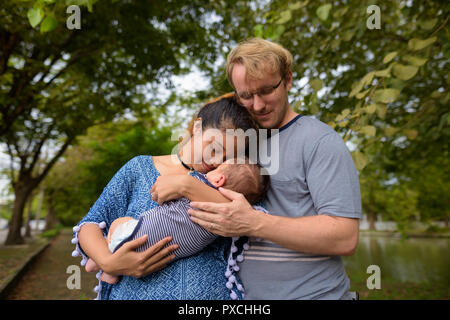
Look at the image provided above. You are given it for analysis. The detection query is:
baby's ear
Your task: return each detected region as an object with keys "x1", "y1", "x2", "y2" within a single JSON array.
[{"x1": 216, "y1": 174, "x2": 226, "y2": 188}]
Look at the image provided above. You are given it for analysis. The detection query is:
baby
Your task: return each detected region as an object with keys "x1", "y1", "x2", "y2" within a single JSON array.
[{"x1": 85, "y1": 159, "x2": 268, "y2": 284}]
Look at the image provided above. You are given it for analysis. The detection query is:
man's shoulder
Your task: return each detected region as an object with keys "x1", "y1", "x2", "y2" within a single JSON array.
[{"x1": 291, "y1": 115, "x2": 338, "y2": 142}]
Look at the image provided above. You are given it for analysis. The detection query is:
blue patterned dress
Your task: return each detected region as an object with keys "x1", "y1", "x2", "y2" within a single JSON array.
[{"x1": 72, "y1": 155, "x2": 244, "y2": 300}]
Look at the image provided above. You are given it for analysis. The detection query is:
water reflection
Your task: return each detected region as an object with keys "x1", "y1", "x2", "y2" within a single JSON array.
[{"x1": 343, "y1": 235, "x2": 450, "y2": 285}]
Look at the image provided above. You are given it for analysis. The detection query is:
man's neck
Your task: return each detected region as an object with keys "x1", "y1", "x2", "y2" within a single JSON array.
[{"x1": 277, "y1": 107, "x2": 299, "y2": 129}]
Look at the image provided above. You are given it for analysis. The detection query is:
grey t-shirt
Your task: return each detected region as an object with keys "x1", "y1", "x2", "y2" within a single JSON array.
[{"x1": 238, "y1": 115, "x2": 362, "y2": 300}]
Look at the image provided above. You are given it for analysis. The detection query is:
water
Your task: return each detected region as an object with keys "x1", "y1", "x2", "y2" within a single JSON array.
[{"x1": 343, "y1": 234, "x2": 450, "y2": 285}]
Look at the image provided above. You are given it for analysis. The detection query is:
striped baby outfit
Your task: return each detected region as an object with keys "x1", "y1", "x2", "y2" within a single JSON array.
[{"x1": 110, "y1": 171, "x2": 218, "y2": 259}]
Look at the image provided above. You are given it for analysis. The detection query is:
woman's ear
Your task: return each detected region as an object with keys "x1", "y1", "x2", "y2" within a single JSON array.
[{"x1": 193, "y1": 117, "x2": 203, "y2": 136}]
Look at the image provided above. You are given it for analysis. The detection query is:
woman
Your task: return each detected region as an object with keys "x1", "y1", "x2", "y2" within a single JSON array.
[{"x1": 73, "y1": 93, "x2": 259, "y2": 299}]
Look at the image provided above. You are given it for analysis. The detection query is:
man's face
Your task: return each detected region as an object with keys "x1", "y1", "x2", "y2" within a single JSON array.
[{"x1": 231, "y1": 63, "x2": 292, "y2": 129}]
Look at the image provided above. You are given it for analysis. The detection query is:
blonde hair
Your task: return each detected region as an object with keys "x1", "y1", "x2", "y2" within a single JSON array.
[{"x1": 226, "y1": 38, "x2": 293, "y2": 88}]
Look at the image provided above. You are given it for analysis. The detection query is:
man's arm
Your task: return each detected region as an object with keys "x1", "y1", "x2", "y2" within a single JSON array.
[
  {"x1": 251, "y1": 211, "x2": 359, "y2": 256},
  {"x1": 189, "y1": 187, "x2": 359, "y2": 256}
]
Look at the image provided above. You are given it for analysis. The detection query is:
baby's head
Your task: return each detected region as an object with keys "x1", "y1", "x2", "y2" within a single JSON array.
[{"x1": 205, "y1": 158, "x2": 269, "y2": 204}]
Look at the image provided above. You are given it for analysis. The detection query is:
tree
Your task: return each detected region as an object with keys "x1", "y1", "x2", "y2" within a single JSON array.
[
  {"x1": 42, "y1": 119, "x2": 176, "y2": 226},
  {"x1": 0, "y1": 0, "x2": 238, "y2": 244},
  {"x1": 240, "y1": 1, "x2": 449, "y2": 232}
]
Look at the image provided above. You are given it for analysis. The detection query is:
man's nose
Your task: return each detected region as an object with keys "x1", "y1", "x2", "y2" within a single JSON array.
[{"x1": 252, "y1": 94, "x2": 266, "y2": 112}]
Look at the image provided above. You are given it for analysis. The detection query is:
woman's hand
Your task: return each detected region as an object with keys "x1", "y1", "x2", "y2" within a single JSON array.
[
  {"x1": 100, "y1": 235, "x2": 178, "y2": 278},
  {"x1": 188, "y1": 187, "x2": 266, "y2": 237},
  {"x1": 150, "y1": 175, "x2": 189, "y2": 205}
]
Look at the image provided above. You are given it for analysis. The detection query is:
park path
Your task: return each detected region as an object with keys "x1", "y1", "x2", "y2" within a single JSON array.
[{"x1": 6, "y1": 229, "x2": 98, "y2": 300}]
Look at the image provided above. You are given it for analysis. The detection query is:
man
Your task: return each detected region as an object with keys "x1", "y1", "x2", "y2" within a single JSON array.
[{"x1": 188, "y1": 38, "x2": 362, "y2": 300}]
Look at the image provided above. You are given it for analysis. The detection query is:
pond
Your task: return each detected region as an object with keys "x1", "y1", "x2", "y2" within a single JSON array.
[{"x1": 343, "y1": 234, "x2": 450, "y2": 286}]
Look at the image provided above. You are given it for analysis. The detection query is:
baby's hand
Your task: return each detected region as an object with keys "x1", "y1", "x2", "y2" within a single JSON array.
[{"x1": 100, "y1": 272, "x2": 120, "y2": 284}]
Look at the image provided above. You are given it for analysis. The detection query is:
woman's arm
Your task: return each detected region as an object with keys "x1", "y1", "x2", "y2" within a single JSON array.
[
  {"x1": 74, "y1": 156, "x2": 178, "y2": 277},
  {"x1": 151, "y1": 174, "x2": 230, "y2": 204}
]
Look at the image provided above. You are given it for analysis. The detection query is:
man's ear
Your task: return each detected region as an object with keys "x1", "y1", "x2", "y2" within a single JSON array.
[{"x1": 285, "y1": 70, "x2": 293, "y2": 91}]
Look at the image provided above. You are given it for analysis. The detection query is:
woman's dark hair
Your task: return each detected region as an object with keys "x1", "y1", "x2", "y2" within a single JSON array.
[{"x1": 188, "y1": 93, "x2": 259, "y2": 134}]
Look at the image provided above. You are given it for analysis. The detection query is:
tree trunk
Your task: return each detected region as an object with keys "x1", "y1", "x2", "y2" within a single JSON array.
[
  {"x1": 24, "y1": 193, "x2": 34, "y2": 238},
  {"x1": 34, "y1": 188, "x2": 45, "y2": 232},
  {"x1": 4, "y1": 179, "x2": 36, "y2": 245},
  {"x1": 368, "y1": 210, "x2": 376, "y2": 231},
  {"x1": 44, "y1": 196, "x2": 57, "y2": 231}
]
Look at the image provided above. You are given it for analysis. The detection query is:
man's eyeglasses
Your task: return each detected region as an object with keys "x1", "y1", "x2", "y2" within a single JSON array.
[{"x1": 235, "y1": 78, "x2": 283, "y2": 104}]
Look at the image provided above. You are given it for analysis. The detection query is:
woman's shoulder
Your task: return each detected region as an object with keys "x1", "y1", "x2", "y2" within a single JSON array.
[
  {"x1": 125, "y1": 155, "x2": 154, "y2": 168},
  {"x1": 119, "y1": 155, "x2": 159, "y2": 180}
]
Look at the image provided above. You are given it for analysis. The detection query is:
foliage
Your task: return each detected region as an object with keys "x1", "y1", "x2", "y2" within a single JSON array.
[
  {"x1": 1, "y1": 0, "x2": 449, "y2": 240},
  {"x1": 1, "y1": 0, "x2": 241, "y2": 243},
  {"x1": 244, "y1": 0, "x2": 449, "y2": 230},
  {"x1": 42, "y1": 120, "x2": 176, "y2": 225}
]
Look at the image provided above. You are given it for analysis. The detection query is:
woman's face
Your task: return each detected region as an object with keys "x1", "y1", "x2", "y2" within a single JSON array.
[{"x1": 185, "y1": 122, "x2": 245, "y2": 173}]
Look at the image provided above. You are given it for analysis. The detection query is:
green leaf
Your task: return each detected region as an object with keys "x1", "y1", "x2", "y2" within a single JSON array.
[
  {"x1": 289, "y1": 0, "x2": 309, "y2": 10},
  {"x1": 430, "y1": 90, "x2": 442, "y2": 98},
  {"x1": 277, "y1": 10, "x2": 292, "y2": 24},
  {"x1": 337, "y1": 120, "x2": 349, "y2": 127},
  {"x1": 365, "y1": 104, "x2": 377, "y2": 114},
  {"x1": 335, "y1": 108, "x2": 350, "y2": 122},
  {"x1": 342, "y1": 30, "x2": 355, "y2": 42},
  {"x1": 27, "y1": 7, "x2": 44, "y2": 28},
  {"x1": 265, "y1": 25, "x2": 285, "y2": 40},
  {"x1": 360, "y1": 125, "x2": 376, "y2": 137},
  {"x1": 385, "y1": 126, "x2": 398, "y2": 137},
  {"x1": 361, "y1": 71, "x2": 375, "y2": 86},
  {"x1": 392, "y1": 64, "x2": 419, "y2": 80},
  {"x1": 372, "y1": 89, "x2": 400, "y2": 103},
  {"x1": 316, "y1": 4, "x2": 332, "y2": 21},
  {"x1": 309, "y1": 78, "x2": 323, "y2": 91},
  {"x1": 356, "y1": 88, "x2": 370, "y2": 99},
  {"x1": 40, "y1": 14, "x2": 58, "y2": 33},
  {"x1": 403, "y1": 129, "x2": 418, "y2": 140},
  {"x1": 374, "y1": 66, "x2": 391, "y2": 77},
  {"x1": 341, "y1": 108, "x2": 350, "y2": 117},
  {"x1": 419, "y1": 19, "x2": 438, "y2": 30},
  {"x1": 352, "y1": 151, "x2": 368, "y2": 171},
  {"x1": 254, "y1": 24, "x2": 263, "y2": 38},
  {"x1": 349, "y1": 81, "x2": 364, "y2": 98},
  {"x1": 350, "y1": 71, "x2": 375, "y2": 98},
  {"x1": 402, "y1": 55, "x2": 428, "y2": 67},
  {"x1": 408, "y1": 37, "x2": 437, "y2": 51},
  {"x1": 383, "y1": 51, "x2": 397, "y2": 64},
  {"x1": 376, "y1": 103, "x2": 387, "y2": 119},
  {"x1": 309, "y1": 103, "x2": 319, "y2": 115}
]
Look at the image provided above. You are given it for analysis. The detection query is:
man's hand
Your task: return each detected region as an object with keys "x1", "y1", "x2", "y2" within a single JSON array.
[{"x1": 188, "y1": 187, "x2": 266, "y2": 237}]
